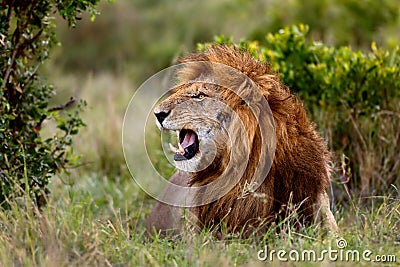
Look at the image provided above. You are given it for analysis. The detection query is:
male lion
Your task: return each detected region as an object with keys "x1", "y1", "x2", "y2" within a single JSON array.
[{"x1": 146, "y1": 45, "x2": 338, "y2": 237}]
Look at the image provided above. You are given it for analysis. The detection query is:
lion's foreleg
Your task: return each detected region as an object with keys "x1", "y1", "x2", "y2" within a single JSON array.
[
  {"x1": 145, "y1": 172, "x2": 199, "y2": 237},
  {"x1": 315, "y1": 191, "x2": 339, "y2": 233}
]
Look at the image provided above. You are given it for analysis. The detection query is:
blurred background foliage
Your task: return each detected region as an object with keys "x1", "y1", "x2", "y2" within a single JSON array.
[
  {"x1": 42, "y1": 0, "x2": 399, "y2": 200},
  {"x1": 51, "y1": 0, "x2": 400, "y2": 79}
]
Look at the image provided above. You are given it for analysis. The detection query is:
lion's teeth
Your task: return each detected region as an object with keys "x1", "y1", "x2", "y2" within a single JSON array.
[
  {"x1": 178, "y1": 143, "x2": 185, "y2": 154},
  {"x1": 170, "y1": 131, "x2": 185, "y2": 154},
  {"x1": 169, "y1": 142, "x2": 185, "y2": 154}
]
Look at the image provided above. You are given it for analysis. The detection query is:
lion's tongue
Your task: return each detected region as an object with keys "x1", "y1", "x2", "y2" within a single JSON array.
[{"x1": 181, "y1": 131, "x2": 196, "y2": 149}]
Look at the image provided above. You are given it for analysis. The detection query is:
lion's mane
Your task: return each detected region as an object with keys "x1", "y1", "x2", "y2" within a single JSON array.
[{"x1": 176, "y1": 45, "x2": 331, "y2": 235}]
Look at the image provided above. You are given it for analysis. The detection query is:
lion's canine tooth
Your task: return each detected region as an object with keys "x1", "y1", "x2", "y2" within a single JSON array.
[
  {"x1": 175, "y1": 130, "x2": 185, "y2": 154},
  {"x1": 178, "y1": 143, "x2": 185, "y2": 154},
  {"x1": 169, "y1": 142, "x2": 185, "y2": 154}
]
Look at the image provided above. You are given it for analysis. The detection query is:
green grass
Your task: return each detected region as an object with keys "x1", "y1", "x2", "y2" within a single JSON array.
[{"x1": 0, "y1": 72, "x2": 399, "y2": 266}]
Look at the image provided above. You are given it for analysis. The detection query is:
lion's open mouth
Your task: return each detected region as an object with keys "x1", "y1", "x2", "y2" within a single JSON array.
[{"x1": 169, "y1": 129, "x2": 199, "y2": 161}]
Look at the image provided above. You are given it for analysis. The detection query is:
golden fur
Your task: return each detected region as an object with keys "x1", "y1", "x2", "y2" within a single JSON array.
[{"x1": 146, "y1": 45, "x2": 338, "y2": 237}]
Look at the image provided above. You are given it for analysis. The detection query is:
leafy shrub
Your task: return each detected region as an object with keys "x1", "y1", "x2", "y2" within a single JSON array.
[
  {"x1": 0, "y1": 1, "x2": 102, "y2": 208},
  {"x1": 200, "y1": 25, "x2": 400, "y2": 197}
]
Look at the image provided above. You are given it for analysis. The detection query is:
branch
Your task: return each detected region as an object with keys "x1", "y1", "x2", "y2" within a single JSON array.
[
  {"x1": 2, "y1": 2, "x2": 41, "y2": 90},
  {"x1": 34, "y1": 97, "x2": 77, "y2": 133},
  {"x1": 2, "y1": 5, "x2": 22, "y2": 89},
  {"x1": 21, "y1": 64, "x2": 40, "y2": 92},
  {"x1": 2, "y1": 41, "x2": 20, "y2": 89},
  {"x1": 18, "y1": 29, "x2": 43, "y2": 54},
  {"x1": 48, "y1": 97, "x2": 76, "y2": 112}
]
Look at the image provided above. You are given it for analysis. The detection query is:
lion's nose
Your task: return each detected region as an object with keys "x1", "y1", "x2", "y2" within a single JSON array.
[{"x1": 154, "y1": 110, "x2": 171, "y2": 125}]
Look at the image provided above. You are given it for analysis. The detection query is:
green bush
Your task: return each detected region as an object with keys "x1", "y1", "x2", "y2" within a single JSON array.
[
  {"x1": 0, "y1": 1, "x2": 102, "y2": 208},
  {"x1": 201, "y1": 25, "x2": 400, "y2": 197}
]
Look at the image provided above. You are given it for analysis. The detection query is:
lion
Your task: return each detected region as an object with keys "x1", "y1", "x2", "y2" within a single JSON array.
[{"x1": 146, "y1": 45, "x2": 338, "y2": 238}]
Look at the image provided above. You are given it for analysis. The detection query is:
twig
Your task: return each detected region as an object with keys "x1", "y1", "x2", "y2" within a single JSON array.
[
  {"x1": 21, "y1": 63, "x2": 40, "y2": 92},
  {"x1": 48, "y1": 97, "x2": 76, "y2": 112},
  {"x1": 2, "y1": 41, "x2": 20, "y2": 89},
  {"x1": 34, "y1": 97, "x2": 77, "y2": 133},
  {"x1": 2, "y1": 4, "x2": 23, "y2": 89},
  {"x1": 18, "y1": 29, "x2": 43, "y2": 55},
  {"x1": 2, "y1": 2, "x2": 41, "y2": 90}
]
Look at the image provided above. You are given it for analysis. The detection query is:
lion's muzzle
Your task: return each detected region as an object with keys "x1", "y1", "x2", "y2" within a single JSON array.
[{"x1": 154, "y1": 110, "x2": 170, "y2": 127}]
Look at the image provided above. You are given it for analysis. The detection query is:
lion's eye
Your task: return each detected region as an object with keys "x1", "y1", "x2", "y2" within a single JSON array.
[{"x1": 191, "y1": 92, "x2": 207, "y2": 99}]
